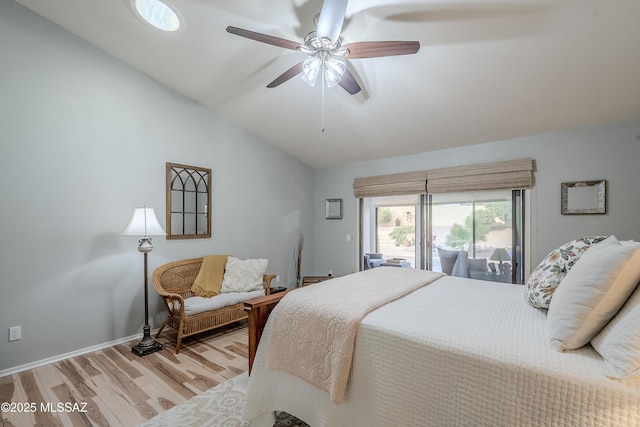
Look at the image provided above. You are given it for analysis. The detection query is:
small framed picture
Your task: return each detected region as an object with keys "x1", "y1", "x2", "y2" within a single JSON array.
[
  {"x1": 561, "y1": 180, "x2": 606, "y2": 215},
  {"x1": 325, "y1": 198, "x2": 343, "y2": 219}
]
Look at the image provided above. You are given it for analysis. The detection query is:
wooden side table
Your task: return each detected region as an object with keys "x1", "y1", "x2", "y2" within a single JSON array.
[
  {"x1": 269, "y1": 286, "x2": 288, "y2": 294},
  {"x1": 301, "y1": 275, "x2": 333, "y2": 286},
  {"x1": 244, "y1": 292, "x2": 288, "y2": 374}
]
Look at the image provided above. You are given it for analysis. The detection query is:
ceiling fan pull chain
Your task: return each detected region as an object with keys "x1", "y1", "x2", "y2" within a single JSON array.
[{"x1": 321, "y1": 64, "x2": 325, "y2": 132}]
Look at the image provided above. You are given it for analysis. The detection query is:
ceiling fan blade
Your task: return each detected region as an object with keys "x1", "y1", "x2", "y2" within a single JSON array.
[
  {"x1": 339, "y1": 69, "x2": 361, "y2": 95},
  {"x1": 316, "y1": 0, "x2": 348, "y2": 43},
  {"x1": 343, "y1": 41, "x2": 420, "y2": 59},
  {"x1": 226, "y1": 26, "x2": 301, "y2": 51},
  {"x1": 266, "y1": 62, "x2": 305, "y2": 88}
]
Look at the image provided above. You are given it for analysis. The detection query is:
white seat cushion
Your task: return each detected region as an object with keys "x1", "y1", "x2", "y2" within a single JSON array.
[{"x1": 182, "y1": 290, "x2": 265, "y2": 316}]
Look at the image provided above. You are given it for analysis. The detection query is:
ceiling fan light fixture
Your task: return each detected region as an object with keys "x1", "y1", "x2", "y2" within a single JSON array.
[
  {"x1": 324, "y1": 57, "x2": 346, "y2": 87},
  {"x1": 302, "y1": 57, "x2": 320, "y2": 87},
  {"x1": 133, "y1": 0, "x2": 181, "y2": 32},
  {"x1": 301, "y1": 55, "x2": 345, "y2": 88}
]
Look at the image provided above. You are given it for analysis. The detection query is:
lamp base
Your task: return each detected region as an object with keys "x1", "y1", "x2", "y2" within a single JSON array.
[{"x1": 131, "y1": 325, "x2": 162, "y2": 356}]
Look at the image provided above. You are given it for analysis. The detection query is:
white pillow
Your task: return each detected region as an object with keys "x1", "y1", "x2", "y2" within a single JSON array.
[
  {"x1": 524, "y1": 236, "x2": 607, "y2": 309},
  {"x1": 547, "y1": 236, "x2": 640, "y2": 351},
  {"x1": 220, "y1": 257, "x2": 269, "y2": 293},
  {"x1": 591, "y1": 284, "x2": 640, "y2": 379}
]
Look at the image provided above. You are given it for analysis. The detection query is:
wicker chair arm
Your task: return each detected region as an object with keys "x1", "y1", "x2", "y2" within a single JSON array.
[{"x1": 163, "y1": 293, "x2": 185, "y2": 317}]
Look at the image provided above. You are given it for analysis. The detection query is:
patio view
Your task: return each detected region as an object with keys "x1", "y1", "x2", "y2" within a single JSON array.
[{"x1": 368, "y1": 191, "x2": 522, "y2": 283}]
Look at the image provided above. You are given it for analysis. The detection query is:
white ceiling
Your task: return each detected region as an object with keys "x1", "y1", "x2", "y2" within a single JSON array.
[{"x1": 15, "y1": 0, "x2": 640, "y2": 168}]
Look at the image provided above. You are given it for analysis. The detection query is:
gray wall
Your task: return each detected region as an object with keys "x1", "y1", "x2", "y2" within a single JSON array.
[
  {"x1": 0, "y1": 1, "x2": 314, "y2": 372},
  {"x1": 314, "y1": 121, "x2": 640, "y2": 277},
  {"x1": 2, "y1": 0, "x2": 640, "y2": 374}
]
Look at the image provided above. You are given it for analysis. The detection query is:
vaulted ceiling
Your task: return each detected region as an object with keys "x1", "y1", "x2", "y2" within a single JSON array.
[{"x1": 15, "y1": 0, "x2": 640, "y2": 168}]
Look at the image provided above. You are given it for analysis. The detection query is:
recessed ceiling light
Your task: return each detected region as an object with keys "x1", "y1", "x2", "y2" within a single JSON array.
[{"x1": 133, "y1": 0, "x2": 181, "y2": 32}]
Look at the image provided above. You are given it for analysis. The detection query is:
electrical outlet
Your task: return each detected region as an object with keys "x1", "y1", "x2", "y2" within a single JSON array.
[{"x1": 9, "y1": 326, "x2": 21, "y2": 342}]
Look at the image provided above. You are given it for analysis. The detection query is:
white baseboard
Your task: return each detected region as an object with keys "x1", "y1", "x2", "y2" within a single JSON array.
[{"x1": 0, "y1": 329, "x2": 158, "y2": 378}]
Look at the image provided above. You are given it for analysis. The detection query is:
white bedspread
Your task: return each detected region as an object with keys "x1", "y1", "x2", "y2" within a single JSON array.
[
  {"x1": 245, "y1": 274, "x2": 640, "y2": 427},
  {"x1": 267, "y1": 267, "x2": 444, "y2": 403}
]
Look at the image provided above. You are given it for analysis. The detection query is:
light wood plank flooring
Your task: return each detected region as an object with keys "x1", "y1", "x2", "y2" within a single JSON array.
[{"x1": 0, "y1": 322, "x2": 249, "y2": 427}]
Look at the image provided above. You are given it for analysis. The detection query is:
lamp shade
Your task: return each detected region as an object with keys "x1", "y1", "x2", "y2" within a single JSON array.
[
  {"x1": 490, "y1": 248, "x2": 511, "y2": 262},
  {"x1": 122, "y1": 207, "x2": 166, "y2": 237}
]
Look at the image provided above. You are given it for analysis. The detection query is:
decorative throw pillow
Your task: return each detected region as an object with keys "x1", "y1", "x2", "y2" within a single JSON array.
[
  {"x1": 547, "y1": 236, "x2": 640, "y2": 351},
  {"x1": 591, "y1": 284, "x2": 640, "y2": 379},
  {"x1": 220, "y1": 257, "x2": 269, "y2": 293},
  {"x1": 524, "y1": 236, "x2": 607, "y2": 309}
]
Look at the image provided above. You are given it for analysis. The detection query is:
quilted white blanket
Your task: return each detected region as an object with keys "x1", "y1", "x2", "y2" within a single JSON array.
[
  {"x1": 245, "y1": 273, "x2": 640, "y2": 427},
  {"x1": 266, "y1": 267, "x2": 444, "y2": 403}
]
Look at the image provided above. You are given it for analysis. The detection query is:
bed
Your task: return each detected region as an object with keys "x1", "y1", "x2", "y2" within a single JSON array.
[{"x1": 244, "y1": 251, "x2": 640, "y2": 426}]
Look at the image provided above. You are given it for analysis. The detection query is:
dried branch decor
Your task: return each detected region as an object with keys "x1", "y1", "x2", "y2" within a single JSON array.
[{"x1": 294, "y1": 234, "x2": 304, "y2": 287}]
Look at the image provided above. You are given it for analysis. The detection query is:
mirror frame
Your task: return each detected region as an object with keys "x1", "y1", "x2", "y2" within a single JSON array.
[
  {"x1": 166, "y1": 162, "x2": 212, "y2": 239},
  {"x1": 325, "y1": 198, "x2": 343, "y2": 219},
  {"x1": 561, "y1": 180, "x2": 606, "y2": 215}
]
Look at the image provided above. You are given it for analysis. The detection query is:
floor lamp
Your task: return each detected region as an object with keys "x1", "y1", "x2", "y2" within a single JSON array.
[{"x1": 122, "y1": 206, "x2": 165, "y2": 356}]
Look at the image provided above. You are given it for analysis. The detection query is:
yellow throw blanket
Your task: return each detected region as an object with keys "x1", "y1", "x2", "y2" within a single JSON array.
[
  {"x1": 266, "y1": 267, "x2": 444, "y2": 404},
  {"x1": 191, "y1": 255, "x2": 229, "y2": 298}
]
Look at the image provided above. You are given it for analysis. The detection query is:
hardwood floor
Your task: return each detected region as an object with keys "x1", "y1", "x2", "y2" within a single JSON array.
[{"x1": 0, "y1": 322, "x2": 249, "y2": 427}]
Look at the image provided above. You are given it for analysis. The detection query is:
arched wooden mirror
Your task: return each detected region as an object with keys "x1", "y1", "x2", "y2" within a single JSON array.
[{"x1": 166, "y1": 162, "x2": 211, "y2": 239}]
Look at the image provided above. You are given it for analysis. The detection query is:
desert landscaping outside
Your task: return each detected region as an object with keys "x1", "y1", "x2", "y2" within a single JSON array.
[{"x1": 376, "y1": 205, "x2": 513, "y2": 274}]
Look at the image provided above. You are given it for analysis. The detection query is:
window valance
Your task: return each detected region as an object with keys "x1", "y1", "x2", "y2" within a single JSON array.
[
  {"x1": 353, "y1": 171, "x2": 427, "y2": 198},
  {"x1": 353, "y1": 158, "x2": 533, "y2": 198},
  {"x1": 426, "y1": 158, "x2": 534, "y2": 194}
]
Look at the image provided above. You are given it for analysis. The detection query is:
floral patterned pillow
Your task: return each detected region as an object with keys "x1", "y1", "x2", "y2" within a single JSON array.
[{"x1": 525, "y1": 236, "x2": 607, "y2": 309}]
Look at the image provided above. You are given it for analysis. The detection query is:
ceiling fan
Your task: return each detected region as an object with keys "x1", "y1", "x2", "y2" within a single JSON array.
[{"x1": 226, "y1": 0, "x2": 420, "y2": 95}]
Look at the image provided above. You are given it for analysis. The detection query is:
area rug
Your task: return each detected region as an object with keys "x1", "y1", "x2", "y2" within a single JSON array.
[{"x1": 137, "y1": 372, "x2": 308, "y2": 427}]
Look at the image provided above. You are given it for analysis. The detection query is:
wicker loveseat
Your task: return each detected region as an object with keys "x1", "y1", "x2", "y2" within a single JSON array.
[{"x1": 151, "y1": 257, "x2": 276, "y2": 353}]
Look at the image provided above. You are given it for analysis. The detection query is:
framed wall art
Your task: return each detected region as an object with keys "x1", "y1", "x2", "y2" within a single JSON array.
[
  {"x1": 325, "y1": 198, "x2": 343, "y2": 219},
  {"x1": 561, "y1": 180, "x2": 606, "y2": 215}
]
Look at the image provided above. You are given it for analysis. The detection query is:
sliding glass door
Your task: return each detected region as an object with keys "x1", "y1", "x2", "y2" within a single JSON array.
[
  {"x1": 360, "y1": 190, "x2": 525, "y2": 284},
  {"x1": 361, "y1": 195, "x2": 420, "y2": 269}
]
